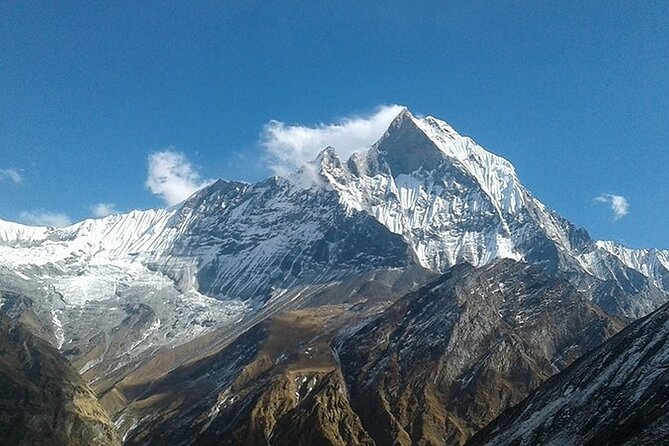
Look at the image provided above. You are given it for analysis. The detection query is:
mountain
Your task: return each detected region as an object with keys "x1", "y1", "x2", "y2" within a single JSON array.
[
  {"x1": 328, "y1": 110, "x2": 668, "y2": 318},
  {"x1": 335, "y1": 260, "x2": 623, "y2": 445},
  {"x1": 596, "y1": 240, "x2": 669, "y2": 292},
  {"x1": 1, "y1": 109, "x2": 666, "y2": 323},
  {"x1": 468, "y1": 301, "x2": 669, "y2": 446},
  {"x1": 0, "y1": 107, "x2": 667, "y2": 444},
  {"x1": 114, "y1": 260, "x2": 622, "y2": 445}
]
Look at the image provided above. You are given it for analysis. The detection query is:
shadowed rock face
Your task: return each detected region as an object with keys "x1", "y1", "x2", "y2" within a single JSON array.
[
  {"x1": 0, "y1": 314, "x2": 120, "y2": 446},
  {"x1": 467, "y1": 302, "x2": 669, "y2": 446},
  {"x1": 335, "y1": 260, "x2": 623, "y2": 445},
  {"x1": 118, "y1": 260, "x2": 623, "y2": 446},
  {"x1": 173, "y1": 176, "x2": 416, "y2": 302},
  {"x1": 121, "y1": 306, "x2": 376, "y2": 446}
]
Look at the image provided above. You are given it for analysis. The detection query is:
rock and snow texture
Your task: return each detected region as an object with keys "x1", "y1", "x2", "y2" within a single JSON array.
[
  {"x1": 0, "y1": 106, "x2": 667, "y2": 360},
  {"x1": 317, "y1": 109, "x2": 669, "y2": 317},
  {"x1": 163, "y1": 176, "x2": 411, "y2": 301},
  {"x1": 334, "y1": 260, "x2": 622, "y2": 446},
  {"x1": 0, "y1": 263, "x2": 245, "y2": 381},
  {"x1": 0, "y1": 209, "x2": 175, "y2": 267},
  {"x1": 595, "y1": 240, "x2": 669, "y2": 290},
  {"x1": 468, "y1": 301, "x2": 669, "y2": 446}
]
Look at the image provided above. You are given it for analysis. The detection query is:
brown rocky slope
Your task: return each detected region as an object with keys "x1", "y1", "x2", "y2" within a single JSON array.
[
  {"x1": 0, "y1": 312, "x2": 121, "y2": 446},
  {"x1": 120, "y1": 260, "x2": 623, "y2": 445}
]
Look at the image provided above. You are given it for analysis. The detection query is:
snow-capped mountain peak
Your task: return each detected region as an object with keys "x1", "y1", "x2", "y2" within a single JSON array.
[
  {"x1": 1, "y1": 106, "x2": 667, "y2": 328},
  {"x1": 369, "y1": 108, "x2": 525, "y2": 215},
  {"x1": 310, "y1": 108, "x2": 532, "y2": 270},
  {"x1": 416, "y1": 114, "x2": 523, "y2": 213},
  {"x1": 0, "y1": 209, "x2": 175, "y2": 267}
]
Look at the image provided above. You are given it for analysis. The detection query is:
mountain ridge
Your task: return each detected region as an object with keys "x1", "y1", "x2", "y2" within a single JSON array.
[
  {"x1": 0, "y1": 110, "x2": 667, "y2": 361},
  {"x1": 468, "y1": 300, "x2": 669, "y2": 446},
  {"x1": 1, "y1": 106, "x2": 667, "y2": 445}
]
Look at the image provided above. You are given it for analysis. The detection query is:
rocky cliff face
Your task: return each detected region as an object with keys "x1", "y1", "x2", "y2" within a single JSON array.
[
  {"x1": 0, "y1": 309, "x2": 120, "y2": 446},
  {"x1": 112, "y1": 261, "x2": 623, "y2": 445},
  {"x1": 468, "y1": 301, "x2": 669, "y2": 446},
  {"x1": 335, "y1": 260, "x2": 623, "y2": 445},
  {"x1": 120, "y1": 306, "x2": 376, "y2": 446}
]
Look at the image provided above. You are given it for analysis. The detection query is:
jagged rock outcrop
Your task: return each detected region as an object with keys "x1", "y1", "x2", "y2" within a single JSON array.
[
  {"x1": 335, "y1": 260, "x2": 623, "y2": 445},
  {"x1": 468, "y1": 302, "x2": 669, "y2": 446}
]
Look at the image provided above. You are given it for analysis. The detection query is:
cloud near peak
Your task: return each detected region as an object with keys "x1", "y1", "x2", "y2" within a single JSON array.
[
  {"x1": 262, "y1": 104, "x2": 405, "y2": 176},
  {"x1": 595, "y1": 194, "x2": 629, "y2": 220},
  {"x1": 146, "y1": 150, "x2": 212, "y2": 206},
  {"x1": 91, "y1": 202, "x2": 117, "y2": 218}
]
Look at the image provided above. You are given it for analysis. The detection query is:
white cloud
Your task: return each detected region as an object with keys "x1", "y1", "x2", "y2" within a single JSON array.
[
  {"x1": 262, "y1": 104, "x2": 405, "y2": 175},
  {"x1": 0, "y1": 168, "x2": 22, "y2": 184},
  {"x1": 91, "y1": 202, "x2": 117, "y2": 218},
  {"x1": 595, "y1": 194, "x2": 629, "y2": 220},
  {"x1": 146, "y1": 150, "x2": 212, "y2": 206},
  {"x1": 19, "y1": 211, "x2": 72, "y2": 227}
]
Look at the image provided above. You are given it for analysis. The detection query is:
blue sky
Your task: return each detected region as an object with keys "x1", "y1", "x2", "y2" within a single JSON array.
[{"x1": 1, "y1": 2, "x2": 667, "y2": 248}]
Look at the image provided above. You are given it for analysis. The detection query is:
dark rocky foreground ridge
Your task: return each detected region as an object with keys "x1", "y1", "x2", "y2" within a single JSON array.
[
  {"x1": 468, "y1": 300, "x2": 669, "y2": 446},
  {"x1": 2, "y1": 260, "x2": 668, "y2": 445},
  {"x1": 0, "y1": 307, "x2": 120, "y2": 445},
  {"x1": 336, "y1": 260, "x2": 623, "y2": 445}
]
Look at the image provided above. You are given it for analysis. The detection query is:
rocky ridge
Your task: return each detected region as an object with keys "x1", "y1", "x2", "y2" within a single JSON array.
[{"x1": 468, "y1": 301, "x2": 669, "y2": 446}]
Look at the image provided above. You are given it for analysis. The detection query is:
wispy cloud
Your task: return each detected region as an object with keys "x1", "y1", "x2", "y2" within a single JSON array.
[
  {"x1": 91, "y1": 202, "x2": 117, "y2": 218},
  {"x1": 146, "y1": 149, "x2": 212, "y2": 206},
  {"x1": 262, "y1": 104, "x2": 405, "y2": 176},
  {"x1": 19, "y1": 210, "x2": 72, "y2": 227},
  {"x1": 594, "y1": 194, "x2": 629, "y2": 220},
  {"x1": 0, "y1": 168, "x2": 22, "y2": 184}
]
